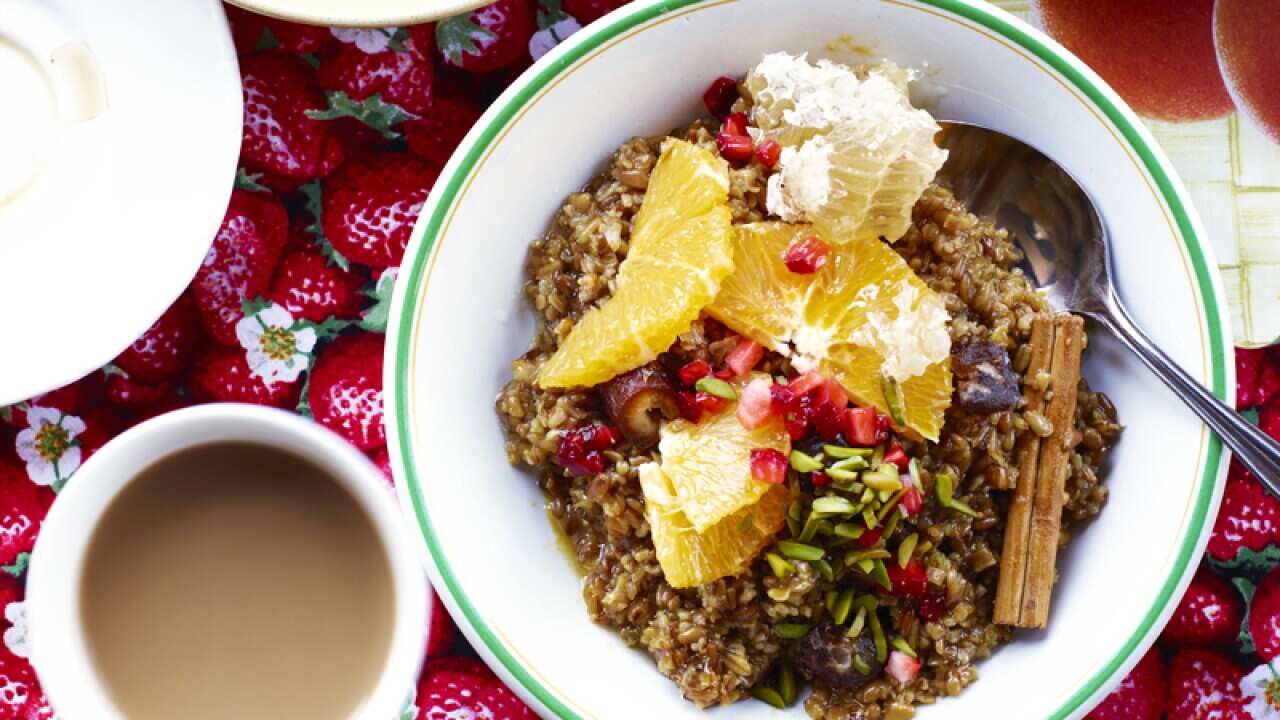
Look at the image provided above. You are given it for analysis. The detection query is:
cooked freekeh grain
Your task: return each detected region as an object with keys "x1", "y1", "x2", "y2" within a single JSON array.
[{"x1": 495, "y1": 121, "x2": 1120, "y2": 718}]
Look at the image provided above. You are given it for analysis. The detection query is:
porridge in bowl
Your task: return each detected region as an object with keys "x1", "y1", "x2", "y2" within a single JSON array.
[{"x1": 497, "y1": 53, "x2": 1121, "y2": 719}]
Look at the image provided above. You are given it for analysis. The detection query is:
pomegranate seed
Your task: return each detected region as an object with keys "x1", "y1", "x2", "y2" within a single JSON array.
[
  {"x1": 811, "y1": 471, "x2": 829, "y2": 487},
  {"x1": 702, "y1": 75, "x2": 738, "y2": 117},
  {"x1": 715, "y1": 132, "x2": 754, "y2": 164},
  {"x1": 845, "y1": 407, "x2": 880, "y2": 446},
  {"x1": 814, "y1": 401, "x2": 844, "y2": 440},
  {"x1": 883, "y1": 445, "x2": 909, "y2": 472},
  {"x1": 754, "y1": 139, "x2": 781, "y2": 168},
  {"x1": 750, "y1": 448, "x2": 788, "y2": 485},
  {"x1": 814, "y1": 377, "x2": 849, "y2": 410},
  {"x1": 770, "y1": 384, "x2": 797, "y2": 410},
  {"x1": 901, "y1": 487, "x2": 924, "y2": 515},
  {"x1": 788, "y1": 371, "x2": 826, "y2": 396},
  {"x1": 722, "y1": 111, "x2": 748, "y2": 137},
  {"x1": 783, "y1": 235, "x2": 830, "y2": 274},
  {"x1": 886, "y1": 651, "x2": 921, "y2": 684},
  {"x1": 713, "y1": 367, "x2": 735, "y2": 380},
  {"x1": 557, "y1": 424, "x2": 615, "y2": 477},
  {"x1": 917, "y1": 592, "x2": 947, "y2": 623},
  {"x1": 855, "y1": 527, "x2": 883, "y2": 549},
  {"x1": 724, "y1": 337, "x2": 764, "y2": 376},
  {"x1": 677, "y1": 358, "x2": 712, "y2": 386},
  {"x1": 886, "y1": 559, "x2": 928, "y2": 598},
  {"x1": 676, "y1": 390, "x2": 700, "y2": 421},
  {"x1": 694, "y1": 391, "x2": 726, "y2": 417}
]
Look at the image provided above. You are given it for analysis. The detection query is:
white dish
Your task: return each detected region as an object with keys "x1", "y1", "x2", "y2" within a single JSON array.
[
  {"x1": 223, "y1": 0, "x2": 489, "y2": 28},
  {"x1": 386, "y1": 1, "x2": 1233, "y2": 717},
  {"x1": 0, "y1": 0, "x2": 241, "y2": 405}
]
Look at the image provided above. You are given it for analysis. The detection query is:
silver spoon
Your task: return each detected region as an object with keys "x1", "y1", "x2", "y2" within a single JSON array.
[{"x1": 935, "y1": 121, "x2": 1280, "y2": 493}]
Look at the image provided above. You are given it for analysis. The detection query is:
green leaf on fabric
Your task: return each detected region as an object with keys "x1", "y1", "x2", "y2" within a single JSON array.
[
  {"x1": 307, "y1": 90, "x2": 414, "y2": 140},
  {"x1": 1244, "y1": 407, "x2": 1261, "y2": 426},
  {"x1": 3, "y1": 553, "x2": 30, "y2": 579},
  {"x1": 359, "y1": 270, "x2": 397, "y2": 333},
  {"x1": 296, "y1": 368, "x2": 314, "y2": 418},
  {"x1": 1236, "y1": 576, "x2": 1258, "y2": 655},
  {"x1": 1209, "y1": 544, "x2": 1280, "y2": 575},
  {"x1": 436, "y1": 13, "x2": 494, "y2": 65},
  {"x1": 536, "y1": 0, "x2": 572, "y2": 29},
  {"x1": 388, "y1": 27, "x2": 411, "y2": 53},
  {"x1": 234, "y1": 168, "x2": 270, "y2": 193},
  {"x1": 301, "y1": 317, "x2": 350, "y2": 345},
  {"x1": 0, "y1": 406, "x2": 12, "y2": 424},
  {"x1": 299, "y1": 52, "x2": 321, "y2": 70},
  {"x1": 253, "y1": 26, "x2": 280, "y2": 53},
  {"x1": 241, "y1": 296, "x2": 273, "y2": 318},
  {"x1": 299, "y1": 181, "x2": 351, "y2": 272},
  {"x1": 398, "y1": 690, "x2": 417, "y2": 720}
]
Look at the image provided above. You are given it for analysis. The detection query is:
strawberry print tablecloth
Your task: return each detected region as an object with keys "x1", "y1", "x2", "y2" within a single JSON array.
[{"x1": 3, "y1": 1, "x2": 1280, "y2": 718}]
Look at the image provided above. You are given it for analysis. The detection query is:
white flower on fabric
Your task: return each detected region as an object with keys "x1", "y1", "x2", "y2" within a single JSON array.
[
  {"x1": 528, "y1": 17, "x2": 581, "y2": 61},
  {"x1": 15, "y1": 407, "x2": 84, "y2": 487},
  {"x1": 331, "y1": 27, "x2": 398, "y2": 54},
  {"x1": 4, "y1": 602, "x2": 28, "y2": 659},
  {"x1": 235, "y1": 304, "x2": 317, "y2": 388},
  {"x1": 1243, "y1": 661, "x2": 1280, "y2": 717}
]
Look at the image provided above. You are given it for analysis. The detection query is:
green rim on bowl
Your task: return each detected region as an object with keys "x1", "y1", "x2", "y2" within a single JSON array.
[{"x1": 392, "y1": 1, "x2": 1229, "y2": 717}]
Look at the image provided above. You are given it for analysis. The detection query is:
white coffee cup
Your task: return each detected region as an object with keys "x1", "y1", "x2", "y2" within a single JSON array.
[{"x1": 25, "y1": 404, "x2": 428, "y2": 719}]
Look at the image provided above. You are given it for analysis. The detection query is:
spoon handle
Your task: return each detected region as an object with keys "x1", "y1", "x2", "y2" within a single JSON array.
[{"x1": 1096, "y1": 298, "x2": 1280, "y2": 495}]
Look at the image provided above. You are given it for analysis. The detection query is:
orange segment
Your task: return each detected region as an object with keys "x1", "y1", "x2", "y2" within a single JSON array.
[
  {"x1": 707, "y1": 222, "x2": 952, "y2": 440},
  {"x1": 536, "y1": 140, "x2": 734, "y2": 388},
  {"x1": 657, "y1": 378, "x2": 790, "y2": 533},
  {"x1": 640, "y1": 463, "x2": 788, "y2": 589}
]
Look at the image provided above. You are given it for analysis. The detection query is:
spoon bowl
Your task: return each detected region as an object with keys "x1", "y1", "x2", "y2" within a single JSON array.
[{"x1": 937, "y1": 121, "x2": 1280, "y2": 494}]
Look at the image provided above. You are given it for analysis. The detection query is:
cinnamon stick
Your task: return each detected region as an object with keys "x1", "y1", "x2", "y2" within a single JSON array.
[
  {"x1": 994, "y1": 313, "x2": 1085, "y2": 628},
  {"x1": 993, "y1": 315, "x2": 1054, "y2": 626}
]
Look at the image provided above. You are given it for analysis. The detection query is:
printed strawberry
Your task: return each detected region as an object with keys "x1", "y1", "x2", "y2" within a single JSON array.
[
  {"x1": 1085, "y1": 647, "x2": 1165, "y2": 720},
  {"x1": 427, "y1": 589, "x2": 457, "y2": 658},
  {"x1": 368, "y1": 445, "x2": 394, "y2": 484},
  {"x1": 0, "y1": 460, "x2": 53, "y2": 569},
  {"x1": 318, "y1": 41, "x2": 436, "y2": 117},
  {"x1": 104, "y1": 372, "x2": 180, "y2": 412},
  {"x1": 417, "y1": 670, "x2": 537, "y2": 720},
  {"x1": 267, "y1": 249, "x2": 366, "y2": 323},
  {"x1": 1207, "y1": 460, "x2": 1280, "y2": 562},
  {"x1": 224, "y1": 5, "x2": 337, "y2": 56},
  {"x1": 187, "y1": 346, "x2": 302, "y2": 408},
  {"x1": 422, "y1": 655, "x2": 490, "y2": 681},
  {"x1": 193, "y1": 190, "x2": 288, "y2": 345},
  {"x1": 112, "y1": 291, "x2": 201, "y2": 382},
  {"x1": 0, "y1": 642, "x2": 54, "y2": 719},
  {"x1": 1250, "y1": 563, "x2": 1280, "y2": 660},
  {"x1": 406, "y1": 93, "x2": 482, "y2": 166},
  {"x1": 322, "y1": 153, "x2": 438, "y2": 268},
  {"x1": 308, "y1": 332, "x2": 386, "y2": 450},
  {"x1": 1168, "y1": 647, "x2": 1249, "y2": 720},
  {"x1": 1263, "y1": 395, "x2": 1280, "y2": 442},
  {"x1": 240, "y1": 54, "x2": 345, "y2": 190},
  {"x1": 436, "y1": 0, "x2": 535, "y2": 73},
  {"x1": 564, "y1": 0, "x2": 629, "y2": 23},
  {"x1": 1163, "y1": 568, "x2": 1245, "y2": 646},
  {"x1": 1236, "y1": 346, "x2": 1266, "y2": 408},
  {"x1": 2, "y1": 372, "x2": 103, "y2": 428}
]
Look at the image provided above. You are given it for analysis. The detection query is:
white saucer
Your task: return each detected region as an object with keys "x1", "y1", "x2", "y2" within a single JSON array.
[{"x1": 0, "y1": 0, "x2": 241, "y2": 405}]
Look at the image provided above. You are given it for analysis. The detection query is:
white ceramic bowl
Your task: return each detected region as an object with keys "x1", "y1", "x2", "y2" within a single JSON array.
[{"x1": 386, "y1": 1, "x2": 1233, "y2": 717}]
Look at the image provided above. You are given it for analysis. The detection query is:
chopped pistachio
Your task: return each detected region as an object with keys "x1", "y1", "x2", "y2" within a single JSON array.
[
  {"x1": 778, "y1": 540, "x2": 824, "y2": 562},
  {"x1": 862, "y1": 508, "x2": 878, "y2": 529},
  {"x1": 834, "y1": 523, "x2": 865, "y2": 540},
  {"x1": 881, "y1": 374, "x2": 906, "y2": 426},
  {"x1": 891, "y1": 635, "x2": 917, "y2": 658},
  {"x1": 752, "y1": 686, "x2": 786, "y2": 709},
  {"x1": 789, "y1": 450, "x2": 824, "y2": 473},
  {"x1": 864, "y1": 471, "x2": 902, "y2": 493},
  {"x1": 908, "y1": 457, "x2": 922, "y2": 489},
  {"x1": 871, "y1": 558, "x2": 893, "y2": 592},
  {"x1": 882, "y1": 507, "x2": 901, "y2": 538},
  {"x1": 813, "y1": 496, "x2": 857, "y2": 515},
  {"x1": 868, "y1": 608, "x2": 888, "y2": 662},
  {"x1": 831, "y1": 589, "x2": 855, "y2": 625},
  {"x1": 898, "y1": 532, "x2": 920, "y2": 568},
  {"x1": 826, "y1": 467, "x2": 858, "y2": 482},
  {"x1": 845, "y1": 548, "x2": 892, "y2": 565},
  {"x1": 825, "y1": 590, "x2": 838, "y2": 614},
  {"x1": 871, "y1": 444, "x2": 886, "y2": 467},
  {"x1": 775, "y1": 623, "x2": 812, "y2": 639},
  {"x1": 694, "y1": 376, "x2": 737, "y2": 399},
  {"x1": 851, "y1": 654, "x2": 871, "y2": 675},
  {"x1": 856, "y1": 558, "x2": 876, "y2": 573},
  {"x1": 824, "y1": 444, "x2": 874, "y2": 459},
  {"x1": 830, "y1": 456, "x2": 869, "y2": 472},
  {"x1": 778, "y1": 661, "x2": 796, "y2": 706},
  {"x1": 766, "y1": 552, "x2": 794, "y2": 579},
  {"x1": 814, "y1": 558, "x2": 835, "y2": 581},
  {"x1": 847, "y1": 607, "x2": 868, "y2": 637}
]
